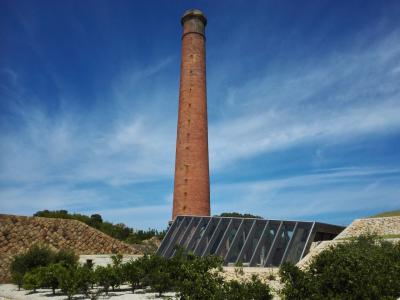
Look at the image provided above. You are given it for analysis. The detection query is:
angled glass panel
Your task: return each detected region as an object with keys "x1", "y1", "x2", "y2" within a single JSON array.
[
  {"x1": 181, "y1": 217, "x2": 201, "y2": 248},
  {"x1": 267, "y1": 222, "x2": 296, "y2": 267},
  {"x1": 284, "y1": 223, "x2": 313, "y2": 264},
  {"x1": 163, "y1": 216, "x2": 192, "y2": 258},
  {"x1": 186, "y1": 217, "x2": 210, "y2": 253},
  {"x1": 225, "y1": 219, "x2": 254, "y2": 264},
  {"x1": 239, "y1": 219, "x2": 266, "y2": 265},
  {"x1": 204, "y1": 218, "x2": 231, "y2": 255},
  {"x1": 215, "y1": 218, "x2": 242, "y2": 258},
  {"x1": 193, "y1": 217, "x2": 220, "y2": 255},
  {"x1": 252, "y1": 221, "x2": 279, "y2": 266}
]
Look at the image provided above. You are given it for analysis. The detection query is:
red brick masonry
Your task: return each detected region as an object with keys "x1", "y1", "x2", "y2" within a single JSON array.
[{"x1": 172, "y1": 10, "x2": 210, "y2": 219}]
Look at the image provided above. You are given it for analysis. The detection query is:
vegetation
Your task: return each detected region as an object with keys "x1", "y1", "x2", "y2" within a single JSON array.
[
  {"x1": 33, "y1": 210, "x2": 166, "y2": 244},
  {"x1": 11, "y1": 235, "x2": 400, "y2": 299},
  {"x1": 10, "y1": 245, "x2": 78, "y2": 290},
  {"x1": 369, "y1": 209, "x2": 400, "y2": 218},
  {"x1": 279, "y1": 235, "x2": 400, "y2": 299},
  {"x1": 10, "y1": 245, "x2": 273, "y2": 299},
  {"x1": 218, "y1": 212, "x2": 263, "y2": 219}
]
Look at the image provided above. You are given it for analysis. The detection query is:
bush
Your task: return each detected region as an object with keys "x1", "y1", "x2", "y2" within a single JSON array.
[
  {"x1": 37, "y1": 263, "x2": 64, "y2": 294},
  {"x1": 10, "y1": 245, "x2": 78, "y2": 291},
  {"x1": 122, "y1": 259, "x2": 144, "y2": 292},
  {"x1": 23, "y1": 268, "x2": 41, "y2": 293},
  {"x1": 280, "y1": 235, "x2": 400, "y2": 299},
  {"x1": 224, "y1": 275, "x2": 272, "y2": 300}
]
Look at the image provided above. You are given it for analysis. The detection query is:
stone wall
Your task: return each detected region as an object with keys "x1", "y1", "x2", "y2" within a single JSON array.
[
  {"x1": 0, "y1": 214, "x2": 142, "y2": 283},
  {"x1": 336, "y1": 216, "x2": 400, "y2": 239},
  {"x1": 298, "y1": 216, "x2": 400, "y2": 269}
]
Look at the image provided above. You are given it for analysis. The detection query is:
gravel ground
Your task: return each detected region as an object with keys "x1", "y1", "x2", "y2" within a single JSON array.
[{"x1": 0, "y1": 284, "x2": 176, "y2": 300}]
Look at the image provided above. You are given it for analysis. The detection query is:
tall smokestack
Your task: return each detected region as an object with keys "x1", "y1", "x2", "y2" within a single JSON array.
[{"x1": 172, "y1": 9, "x2": 210, "y2": 220}]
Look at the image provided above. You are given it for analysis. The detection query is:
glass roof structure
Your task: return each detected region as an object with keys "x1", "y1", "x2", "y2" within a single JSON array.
[{"x1": 156, "y1": 216, "x2": 345, "y2": 267}]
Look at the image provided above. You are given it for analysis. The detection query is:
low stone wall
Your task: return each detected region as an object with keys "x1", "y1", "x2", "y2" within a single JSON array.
[
  {"x1": 297, "y1": 216, "x2": 400, "y2": 269},
  {"x1": 335, "y1": 216, "x2": 400, "y2": 239},
  {"x1": 0, "y1": 214, "x2": 142, "y2": 283}
]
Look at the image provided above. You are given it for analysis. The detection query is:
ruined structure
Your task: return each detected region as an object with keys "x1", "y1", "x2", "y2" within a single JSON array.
[{"x1": 172, "y1": 9, "x2": 210, "y2": 220}]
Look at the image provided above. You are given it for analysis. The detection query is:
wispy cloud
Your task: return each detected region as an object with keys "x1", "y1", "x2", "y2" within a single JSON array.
[{"x1": 212, "y1": 167, "x2": 400, "y2": 224}]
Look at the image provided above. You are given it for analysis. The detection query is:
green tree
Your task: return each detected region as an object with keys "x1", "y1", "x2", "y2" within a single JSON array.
[
  {"x1": 280, "y1": 235, "x2": 400, "y2": 299},
  {"x1": 123, "y1": 259, "x2": 144, "y2": 293},
  {"x1": 23, "y1": 269, "x2": 41, "y2": 293},
  {"x1": 57, "y1": 266, "x2": 80, "y2": 300},
  {"x1": 95, "y1": 265, "x2": 112, "y2": 296},
  {"x1": 37, "y1": 264, "x2": 64, "y2": 295}
]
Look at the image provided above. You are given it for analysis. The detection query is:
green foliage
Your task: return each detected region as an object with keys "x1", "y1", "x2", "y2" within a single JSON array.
[
  {"x1": 34, "y1": 209, "x2": 166, "y2": 244},
  {"x1": 94, "y1": 265, "x2": 112, "y2": 295},
  {"x1": 10, "y1": 245, "x2": 78, "y2": 292},
  {"x1": 224, "y1": 275, "x2": 273, "y2": 300},
  {"x1": 23, "y1": 268, "x2": 41, "y2": 292},
  {"x1": 54, "y1": 248, "x2": 78, "y2": 267},
  {"x1": 57, "y1": 266, "x2": 80, "y2": 300},
  {"x1": 122, "y1": 259, "x2": 144, "y2": 292},
  {"x1": 280, "y1": 235, "x2": 400, "y2": 299},
  {"x1": 36, "y1": 264, "x2": 64, "y2": 294},
  {"x1": 219, "y1": 212, "x2": 263, "y2": 219}
]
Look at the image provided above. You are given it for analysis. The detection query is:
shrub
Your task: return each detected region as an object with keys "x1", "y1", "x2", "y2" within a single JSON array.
[
  {"x1": 23, "y1": 268, "x2": 41, "y2": 293},
  {"x1": 280, "y1": 235, "x2": 400, "y2": 299},
  {"x1": 122, "y1": 259, "x2": 144, "y2": 293},
  {"x1": 37, "y1": 263, "x2": 64, "y2": 294},
  {"x1": 10, "y1": 245, "x2": 78, "y2": 289},
  {"x1": 57, "y1": 266, "x2": 81, "y2": 300},
  {"x1": 94, "y1": 265, "x2": 112, "y2": 295},
  {"x1": 224, "y1": 275, "x2": 273, "y2": 300}
]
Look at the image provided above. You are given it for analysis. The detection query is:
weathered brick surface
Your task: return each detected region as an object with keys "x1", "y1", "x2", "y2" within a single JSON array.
[
  {"x1": 0, "y1": 214, "x2": 141, "y2": 283},
  {"x1": 173, "y1": 10, "x2": 210, "y2": 219}
]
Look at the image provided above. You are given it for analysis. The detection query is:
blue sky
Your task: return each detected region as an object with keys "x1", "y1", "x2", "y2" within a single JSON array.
[{"x1": 1, "y1": 1, "x2": 399, "y2": 230}]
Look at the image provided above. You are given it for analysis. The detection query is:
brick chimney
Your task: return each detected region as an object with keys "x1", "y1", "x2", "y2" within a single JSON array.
[{"x1": 172, "y1": 9, "x2": 210, "y2": 220}]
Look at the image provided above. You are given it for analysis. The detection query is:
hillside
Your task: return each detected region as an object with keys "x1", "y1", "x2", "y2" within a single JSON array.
[
  {"x1": 0, "y1": 214, "x2": 143, "y2": 283},
  {"x1": 369, "y1": 210, "x2": 400, "y2": 218}
]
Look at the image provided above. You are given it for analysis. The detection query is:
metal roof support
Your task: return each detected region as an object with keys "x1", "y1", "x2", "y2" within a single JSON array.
[
  {"x1": 185, "y1": 217, "x2": 208, "y2": 252},
  {"x1": 156, "y1": 216, "x2": 182, "y2": 256},
  {"x1": 193, "y1": 217, "x2": 220, "y2": 256},
  {"x1": 172, "y1": 217, "x2": 195, "y2": 256},
  {"x1": 236, "y1": 219, "x2": 257, "y2": 264},
  {"x1": 224, "y1": 219, "x2": 245, "y2": 264},
  {"x1": 201, "y1": 217, "x2": 225, "y2": 256},
  {"x1": 163, "y1": 216, "x2": 189, "y2": 258},
  {"x1": 280, "y1": 222, "x2": 299, "y2": 265},
  {"x1": 300, "y1": 221, "x2": 316, "y2": 260},
  {"x1": 263, "y1": 221, "x2": 284, "y2": 267},
  {"x1": 214, "y1": 218, "x2": 235, "y2": 257},
  {"x1": 249, "y1": 220, "x2": 270, "y2": 267}
]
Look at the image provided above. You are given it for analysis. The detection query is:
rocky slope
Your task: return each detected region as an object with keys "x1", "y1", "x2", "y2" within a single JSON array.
[{"x1": 0, "y1": 214, "x2": 142, "y2": 283}]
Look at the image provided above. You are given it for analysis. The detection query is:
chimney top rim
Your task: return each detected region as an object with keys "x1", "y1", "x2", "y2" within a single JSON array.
[{"x1": 181, "y1": 9, "x2": 207, "y2": 26}]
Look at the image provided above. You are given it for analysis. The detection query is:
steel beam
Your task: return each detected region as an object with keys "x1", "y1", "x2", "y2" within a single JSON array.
[
  {"x1": 185, "y1": 217, "x2": 208, "y2": 252},
  {"x1": 224, "y1": 219, "x2": 245, "y2": 264},
  {"x1": 280, "y1": 222, "x2": 299, "y2": 265},
  {"x1": 263, "y1": 221, "x2": 284, "y2": 267},
  {"x1": 236, "y1": 219, "x2": 257, "y2": 264},
  {"x1": 249, "y1": 220, "x2": 271, "y2": 267}
]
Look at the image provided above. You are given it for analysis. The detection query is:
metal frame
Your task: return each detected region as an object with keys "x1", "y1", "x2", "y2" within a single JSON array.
[{"x1": 158, "y1": 216, "x2": 344, "y2": 267}]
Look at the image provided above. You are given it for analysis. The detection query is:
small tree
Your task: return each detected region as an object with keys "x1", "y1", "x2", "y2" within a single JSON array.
[
  {"x1": 95, "y1": 266, "x2": 111, "y2": 296},
  {"x1": 57, "y1": 266, "x2": 80, "y2": 300},
  {"x1": 280, "y1": 235, "x2": 400, "y2": 299},
  {"x1": 10, "y1": 256, "x2": 25, "y2": 290},
  {"x1": 23, "y1": 269, "x2": 41, "y2": 293},
  {"x1": 54, "y1": 248, "x2": 78, "y2": 267},
  {"x1": 123, "y1": 259, "x2": 144, "y2": 293},
  {"x1": 37, "y1": 264, "x2": 64, "y2": 295}
]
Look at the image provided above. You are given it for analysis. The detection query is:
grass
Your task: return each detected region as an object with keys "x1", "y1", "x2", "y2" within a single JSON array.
[{"x1": 368, "y1": 210, "x2": 400, "y2": 218}]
